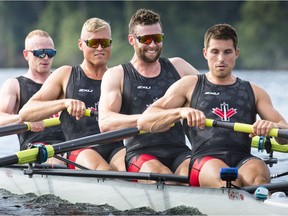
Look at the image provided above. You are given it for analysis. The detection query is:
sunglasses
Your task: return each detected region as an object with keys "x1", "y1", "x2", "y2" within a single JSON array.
[
  {"x1": 83, "y1": 39, "x2": 112, "y2": 48},
  {"x1": 29, "y1": 49, "x2": 57, "y2": 59},
  {"x1": 135, "y1": 33, "x2": 164, "y2": 45}
]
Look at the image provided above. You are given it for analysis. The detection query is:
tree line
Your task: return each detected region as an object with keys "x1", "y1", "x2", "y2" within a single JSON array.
[{"x1": 0, "y1": 1, "x2": 288, "y2": 70}]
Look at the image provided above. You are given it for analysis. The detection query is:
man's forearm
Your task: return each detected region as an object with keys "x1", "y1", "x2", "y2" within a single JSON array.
[{"x1": 19, "y1": 100, "x2": 66, "y2": 122}]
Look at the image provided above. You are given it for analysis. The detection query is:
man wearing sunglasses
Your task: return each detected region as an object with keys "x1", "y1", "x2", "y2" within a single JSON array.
[
  {"x1": 20, "y1": 18, "x2": 126, "y2": 171},
  {"x1": 98, "y1": 8, "x2": 199, "y2": 183},
  {"x1": 0, "y1": 30, "x2": 65, "y2": 164}
]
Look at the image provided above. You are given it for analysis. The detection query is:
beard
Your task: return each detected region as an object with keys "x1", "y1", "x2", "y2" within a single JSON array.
[{"x1": 136, "y1": 46, "x2": 162, "y2": 63}]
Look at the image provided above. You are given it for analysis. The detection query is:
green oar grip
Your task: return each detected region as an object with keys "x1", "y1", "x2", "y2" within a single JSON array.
[
  {"x1": 15, "y1": 145, "x2": 55, "y2": 164},
  {"x1": 43, "y1": 118, "x2": 60, "y2": 127},
  {"x1": 206, "y1": 119, "x2": 288, "y2": 139},
  {"x1": 205, "y1": 119, "x2": 214, "y2": 127},
  {"x1": 67, "y1": 108, "x2": 97, "y2": 117},
  {"x1": 251, "y1": 136, "x2": 288, "y2": 153},
  {"x1": 24, "y1": 118, "x2": 60, "y2": 131},
  {"x1": 25, "y1": 122, "x2": 31, "y2": 131},
  {"x1": 84, "y1": 109, "x2": 97, "y2": 117},
  {"x1": 233, "y1": 122, "x2": 253, "y2": 133}
]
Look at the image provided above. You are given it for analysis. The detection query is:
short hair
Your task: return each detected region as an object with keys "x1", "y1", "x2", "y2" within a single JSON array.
[
  {"x1": 204, "y1": 23, "x2": 238, "y2": 50},
  {"x1": 129, "y1": 8, "x2": 162, "y2": 34},
  {"x1": 25, "y1": 30, "x2": 51, "y2": 48},
  {"x1": 81, "y1": 17, "x2": 111, "y2": 38}
]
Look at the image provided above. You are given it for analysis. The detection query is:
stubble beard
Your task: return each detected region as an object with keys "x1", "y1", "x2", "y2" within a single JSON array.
[{"x1": 137, "y1": 47, "x2": 162, "y2": 63}]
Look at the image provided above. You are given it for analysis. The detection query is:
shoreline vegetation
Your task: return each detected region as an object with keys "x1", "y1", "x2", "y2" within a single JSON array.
[{"x1": 0, "y1": 1, "x2": 288, "y2": 70}]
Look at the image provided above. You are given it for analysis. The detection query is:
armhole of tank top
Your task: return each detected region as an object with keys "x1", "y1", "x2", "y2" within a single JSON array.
[
  {"x1": 65, "y1": 66, "x2": 76, "y2": 99},
  {"x1": 160, "y1": 57, "x2": 181, "y2": 81},
  {"x1": 242, "y1": 80, "x2": 256, "y2": 122},
  {"x1": 183, "y1": 74, "x2": 202, "y2": 138},
  {"x1": 120, "y1": 64, "x2": 131, "y2": 114},
  {"x1": 15, "y1": 76, "x2": 26, "y2": 110},
  {"x1": 190, "y1": 74, "x2": 203, "y2": 108}
]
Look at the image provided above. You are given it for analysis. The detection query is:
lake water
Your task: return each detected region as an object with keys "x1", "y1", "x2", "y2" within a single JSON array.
[{"x1": 0, "y1": 68, "x2": 288, "y2": 215}]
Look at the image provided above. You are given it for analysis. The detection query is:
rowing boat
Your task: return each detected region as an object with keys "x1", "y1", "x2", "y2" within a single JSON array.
[
  {"x1": 0, "y1": 120, "x2": 288, "y2": 214},
  {"x1": 0, "y1": 164, "x2": 287, "y2": 215}
]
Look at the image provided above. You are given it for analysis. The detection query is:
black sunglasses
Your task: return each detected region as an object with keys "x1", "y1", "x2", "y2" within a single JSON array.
[
  {"x1": 29, "y1": 49, "x2": 57, "y2": 59},
  {"x1": 135, "y1": 33, "x2": 164, "y2": 45},
  {"x1": 83, "y1": 39, "x2": 112, "y2": 49}
]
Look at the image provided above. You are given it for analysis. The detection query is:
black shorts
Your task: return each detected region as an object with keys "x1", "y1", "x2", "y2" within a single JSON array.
[
  {"x1": 126, "y1": 150, "x2": 191, "y2": 173},
  {"x1": 91, "y1": 141, "x2": 125, "y2": 163}
]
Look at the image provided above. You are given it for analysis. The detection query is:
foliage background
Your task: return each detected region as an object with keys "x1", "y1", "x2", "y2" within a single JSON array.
[{"x1": 0, "y1": 1, "x2": 288, "y2": 70}]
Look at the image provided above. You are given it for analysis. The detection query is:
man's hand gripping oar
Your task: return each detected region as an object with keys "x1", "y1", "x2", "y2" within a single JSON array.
[{"x1": 0, "y1": 118, "x2": 61, "y2": 137}]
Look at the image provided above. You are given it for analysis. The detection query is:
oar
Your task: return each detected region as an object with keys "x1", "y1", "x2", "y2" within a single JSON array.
[
  {"x1": 84, "y1": 109, "x2": 97, "y2": 117},
  {"x1": 205, "y1": 119, "x2": 288, "y2": 139},
  {"x1": 243, "y1": 181, "x2": 288, "y2": 193},
  {"x1": 0, "y1": 118, "x2": 60, "y2": 137},
  {"x1": 23, "y1": 168, "x2": 188, "y2": 183},
  {"x1": 67, "y1": 108, "x2": 97, "y2": 117},
  {"x1": 0, "y1": 127, "x2": 143, "y2": 167},
  {"x1": 251, "y1": 136, "x2": 288, "y2": 153}
]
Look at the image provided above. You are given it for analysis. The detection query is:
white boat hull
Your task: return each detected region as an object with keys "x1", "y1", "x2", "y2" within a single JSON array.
[{"x1": 0, "y1": 166, "x2": 287, "y2": 215}]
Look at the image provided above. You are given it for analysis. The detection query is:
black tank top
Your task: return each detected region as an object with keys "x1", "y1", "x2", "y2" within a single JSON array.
[
  {"x1": 184, "y1": 74, "x2": 256, "y2": 165},
  {"x1": 60, "y1": 66, "x2": 123, "y2": 147},
  {"x1": 16, "y1": 76, "x2": 65, "y2": 150},
  {"x1": 60, "y1": 66, "x2": 101, "y2": 140},
  {"x1": 121, "y1": 58, "x2": 189, "y2": 156}
]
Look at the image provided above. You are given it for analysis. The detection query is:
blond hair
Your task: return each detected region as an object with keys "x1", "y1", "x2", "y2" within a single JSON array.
[
  {"x1": 25, "y1": 30, "x2": 52, "y2": 48},
  {"x1": 81, "y1": 18, "x2": 111, "y2": 38}
]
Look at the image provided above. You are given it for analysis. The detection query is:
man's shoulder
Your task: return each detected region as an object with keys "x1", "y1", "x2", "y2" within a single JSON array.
[{"x1": 107, "y1": 64, "x2": 124, "y2": 73}]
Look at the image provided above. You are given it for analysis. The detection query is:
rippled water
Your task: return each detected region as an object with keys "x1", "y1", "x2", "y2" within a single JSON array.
[
  {"x1": 0, "y1": 69, "x2": 288, "y2": 215},
  {"x1": 0, "y1": 188, "x2": 204, "y2": 215}
]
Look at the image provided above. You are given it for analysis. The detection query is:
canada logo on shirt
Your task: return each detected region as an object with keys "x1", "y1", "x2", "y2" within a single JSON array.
[{"x1": 212, "y1": 102, "x2": 237, "y2": 121}]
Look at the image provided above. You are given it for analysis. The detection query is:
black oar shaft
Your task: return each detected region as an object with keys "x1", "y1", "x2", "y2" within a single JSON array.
[
  {"x1": 243, "y1": 181, "x2": 288, "y2": 193},
  {"x1": 24, "y1": 169, "x2": 188, "y2": 183},
  {"x1": 0, "y1": 118, "x2": 60, "y2": 137},
  {"x1": 52, "y1": 127, "x2": 140, "y2": 155},
  {"x1": 0, "y1": 154, "x2": 19, "y2": 167},
  {"x1": 0, "y1": 127, "x2": 141, "y2": 167},
  {"x1": 0, "y1": 124, "x2": 28, "y2": 137}
]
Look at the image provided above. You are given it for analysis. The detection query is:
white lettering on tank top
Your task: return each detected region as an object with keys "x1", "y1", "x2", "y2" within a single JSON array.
[
  {"x1": 205, "y1": 91, "x2": 219, "y2": 95},
  {"x1": 137, "y1": 86, "x2": 151, "y2": 89},
  {"x1": 79, "y1": 89, "x2": 93, "y2": 92}
]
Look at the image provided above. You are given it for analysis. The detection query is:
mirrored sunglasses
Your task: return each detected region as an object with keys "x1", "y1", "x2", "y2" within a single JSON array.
[
  {"x1": 135, "y1": 33, "x2": 164, "y2": 45},
  {"x1": 83, "y1": 39, "x2": 112, "y2": 48},
  {"x1": 29, "y1": 49, "x2": 57, "y2": 59}
]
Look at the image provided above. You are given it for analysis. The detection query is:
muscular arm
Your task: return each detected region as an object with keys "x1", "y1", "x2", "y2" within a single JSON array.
[
  {"x1": 169, "y1": 57, "x2": 199, "y2": 77},
  {"x1": 252, "y1": 83, "x2": 288, "y2": 143},
  {"x1": 98, "y1": 66, "x2": 140, "y2": 132},
  {"x1": 19, "y1": 66, "x2": 85, "y2": 122},
  {"x1": 137, "y1": 76, "x2": 206, "y2": 132},
  {"x1": 0, "y1": 78, "x2": 21, "y2": 125}
]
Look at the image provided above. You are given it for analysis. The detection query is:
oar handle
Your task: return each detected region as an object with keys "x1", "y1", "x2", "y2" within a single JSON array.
[
  {"x1": 206, "y1": 119, "x2": 288, "y2": 139},
  {"x1": 43, "y1": 118, "x2": 60, "y2": 127},
  {"x1": 67, "y1": 107, "x2": 97, "y2": 117},
  {"x1": 25, "y1": 118, "x2": 61, "y2": 131},
  {"x1": 84, "y1": 109, "x2": 97, "y2": 117}
]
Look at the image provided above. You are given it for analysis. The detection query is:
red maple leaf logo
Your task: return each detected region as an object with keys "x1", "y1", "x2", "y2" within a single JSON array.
[{"x1": 212, "y1": 102, "x2": 237, "y2": 121}]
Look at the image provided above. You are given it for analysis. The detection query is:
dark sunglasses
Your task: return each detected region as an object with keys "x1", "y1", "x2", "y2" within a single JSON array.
[
  {"x1": 29, "y1": 49, "x2": 57, "y2": 59},
  {"x1": 83, "y1": 39, "x2": 112, "y2": 48},
  {"x1": 135, "y1": 33, "x2": 164, "y2": 45}
]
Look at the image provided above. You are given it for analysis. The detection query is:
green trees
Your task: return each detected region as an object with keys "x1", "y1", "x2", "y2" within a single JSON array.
[
  {"x1": 0, "y1": 1, "x2": 287, "y2": 70},
  {"x1": 237, "y1": 1, "x2": 288, "y2": 70}
]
